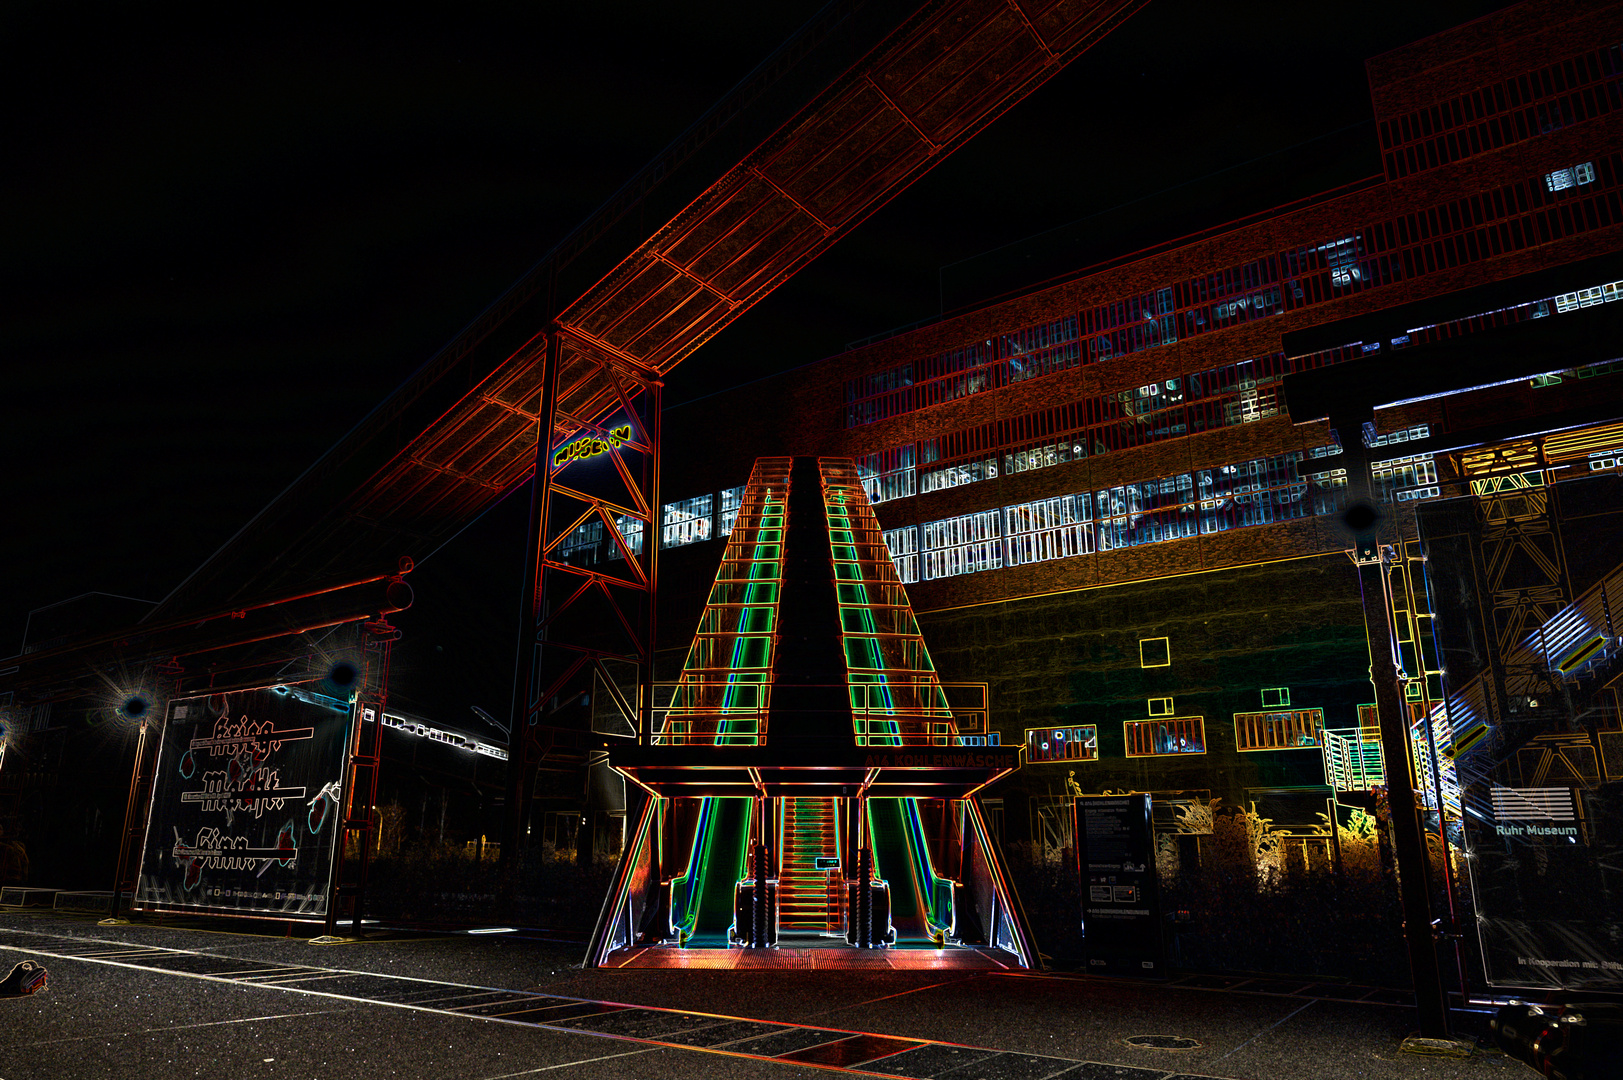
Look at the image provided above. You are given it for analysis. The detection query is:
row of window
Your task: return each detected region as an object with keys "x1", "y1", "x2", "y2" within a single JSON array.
[
  {"x1": 642, "y1": 436, "x2": 1439, "y2": 581},
  {"x1": 556, "y1": 485, "x2": 749, "y2": 565},
  {"x1": 878, "y1": 450, "x2": 1348, "y2": 585},
  {"x1": 856, "y1": 261, "x2": 1623, "y2": 517},
  {"x1": 1025, "y1": 709, "x2": 1326, "y2": 763},
  {"x1": 856, "y1": 352, "x2": 1304, "y2": 507},
  {"x1": 843, "y1": 317, "x2": 1082, "y2": 427},
  {"x1": 1379, "y1": 40, "x2": 1623, "y2": 178},
  {"x1": 842, "y1": 151, "x2": 1623, "y2": 432}
]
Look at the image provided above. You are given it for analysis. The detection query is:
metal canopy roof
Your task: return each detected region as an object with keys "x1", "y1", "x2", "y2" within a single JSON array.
[{"x1": 611, "y1": 743, "x2": 1021, "y2": 798}]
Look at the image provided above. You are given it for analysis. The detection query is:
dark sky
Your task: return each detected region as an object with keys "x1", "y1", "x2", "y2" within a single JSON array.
[{"x1": 2, "y1": 0, "x2": 1509, "y2": 677}]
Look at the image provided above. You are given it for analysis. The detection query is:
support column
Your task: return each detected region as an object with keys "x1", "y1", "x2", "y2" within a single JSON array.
[
  {"x1": 502, "y1": 331, "x2": 563, "y2": 879},
  {"x1": 503, "y1": 333, "x2": 661, "y2": 892},
  {"x1": 1358, "y1": 554, "x2": 1450, "y2": 1037}
]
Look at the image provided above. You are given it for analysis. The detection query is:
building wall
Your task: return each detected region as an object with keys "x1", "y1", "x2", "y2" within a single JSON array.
[
  {"x1": 661, "y1": 0, "x2": 1623, "y2": 629},
  {"x1": 916, "y1": 554, "x2": 1368, "y2": 815}
]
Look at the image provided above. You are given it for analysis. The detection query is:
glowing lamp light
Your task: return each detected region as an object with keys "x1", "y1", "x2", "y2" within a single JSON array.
[
  {"x1": 326, "y1": 662, "x2": 359, "y2": 690},
  {"x1": 117, "y1": 693, "x2": 152, "y2": 724}
]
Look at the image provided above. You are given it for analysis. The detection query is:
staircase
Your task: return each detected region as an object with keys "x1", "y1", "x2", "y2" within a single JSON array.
[{"x1": 778, "y1": 797, "x2": 838, "y2": 932}]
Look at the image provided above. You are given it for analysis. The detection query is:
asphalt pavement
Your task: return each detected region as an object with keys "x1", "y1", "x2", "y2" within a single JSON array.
[{"x1": 0, "y1": 911, "x2": 1522, "y2": 1080}]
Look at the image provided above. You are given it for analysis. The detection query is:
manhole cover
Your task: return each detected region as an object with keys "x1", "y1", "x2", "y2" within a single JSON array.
[{"x1": 1122, "y1": 1035, "x2": 1201, "y2": 1051}]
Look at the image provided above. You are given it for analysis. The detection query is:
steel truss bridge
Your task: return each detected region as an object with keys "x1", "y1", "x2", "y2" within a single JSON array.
[{"x1": 0, "y1": 0, "x2": 1149, "y2": 925}]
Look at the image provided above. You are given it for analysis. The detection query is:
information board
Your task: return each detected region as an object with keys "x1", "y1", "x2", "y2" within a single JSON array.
[
  {"x1": 1074, "y1": 793, "x2": 1163, "y2": 976},
  {"x1": 134, "y1": 686, "x2": 351, "y2": 918}
]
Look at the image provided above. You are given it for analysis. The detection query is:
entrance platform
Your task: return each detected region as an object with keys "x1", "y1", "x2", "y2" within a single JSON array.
[{"x1": 604, "y1": 940, "x2": 1019, "y2": 970}]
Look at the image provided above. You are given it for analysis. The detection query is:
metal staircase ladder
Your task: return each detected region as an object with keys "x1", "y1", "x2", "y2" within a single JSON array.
[{"x1": 777, "y1": 797, "x2": 837, "y2": 932}]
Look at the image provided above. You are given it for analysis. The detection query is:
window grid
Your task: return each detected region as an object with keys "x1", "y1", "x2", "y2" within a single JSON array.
[
  {"x1": 1235, "y1": 708, "x2": 1325, "y2": 751},
  {"x1": 661, "y1": 494, "x2": 713, "y2": 549},
  {"x1": 898, "y1": 450, "x2": 1343, "y2": 583},
  {"x1": 558, "y1": 520, "x2": 605, "y2": 567},
  {"x1": 605, "y1": 515, "x2": 644, "y2": 560},
  {"x1": 921, "y1": 510, "x2": 1002, "y2": 581},
  {"x1": 844, "y1": 318, "x2": 1079, "y2": 427},
  {"x1": 1124, "y1": 717, "x2": 1206, "y2": 757},
  {"x1": 883, "y1": 526, "x2": 919, "y2": 584},
  {"x1": 718, "y1": 486, "x2": 745, "y2": 536},
  {"x1": 1004, "y1": 494, "x2": 1094, "y2": 567},
  {"x1": 856, "y1": 446, "x2": 916, "y2": 505},
  {"x1": 1379, "y1": 44, "x2": 1623, "y2": 180},
  {"x1": 1371, "y1": 454, "x2": 1439, "y2": 503},
  {"x1": 921, "y1": 455, "x2": 998, "y2": 493},
  {"x1": 1025, "y1": 725, "x2": 1099, "y2": 763}
]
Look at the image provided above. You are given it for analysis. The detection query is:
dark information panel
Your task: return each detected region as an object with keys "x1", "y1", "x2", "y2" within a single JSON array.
[
  {"x1": 1075, "y1": 793, "x2": 1163, "y2": 976},
  {"x1": 134, "y1": 686, "x2": 350, "y2": 918}
]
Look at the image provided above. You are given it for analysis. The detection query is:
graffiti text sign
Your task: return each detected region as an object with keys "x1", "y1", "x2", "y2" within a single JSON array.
[
  {"x1": 135, "y1": 687, "x2": 349, "y2": 919},
  {"x1": 552, "y1": 425, "x2": 632, "y2": 469}
]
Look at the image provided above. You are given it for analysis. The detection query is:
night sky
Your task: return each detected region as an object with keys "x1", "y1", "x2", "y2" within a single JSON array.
[{"x1": 3, "y1": 1, "x2": 1508, "y2": 711}]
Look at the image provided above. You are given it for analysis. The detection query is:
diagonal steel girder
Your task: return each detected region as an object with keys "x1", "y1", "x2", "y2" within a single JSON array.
[{"x1": 142, "y1": 0, "x2": 1148, "y2": 626}]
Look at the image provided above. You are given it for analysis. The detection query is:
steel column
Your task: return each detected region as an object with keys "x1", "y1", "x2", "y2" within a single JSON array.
[{"x1": 503, "y1": 330, "x2": 661, "y2": 874}]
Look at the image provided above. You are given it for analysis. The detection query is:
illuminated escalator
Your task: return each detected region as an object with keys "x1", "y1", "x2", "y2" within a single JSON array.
[
  {"x1": 669, "y1": 797, "x2": 754, "y2": 946},
  {"x1": 867, "y1": 797, "x2": 952, "y2": 944}
]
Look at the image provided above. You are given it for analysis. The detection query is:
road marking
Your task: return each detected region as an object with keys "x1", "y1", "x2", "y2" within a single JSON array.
[
  {"x1": 475, "y1": 1047, "x2": 660, "y2": 1078},
  {"x1": 14, "y1": 1008, "x2": 350, "y2": 1047}
]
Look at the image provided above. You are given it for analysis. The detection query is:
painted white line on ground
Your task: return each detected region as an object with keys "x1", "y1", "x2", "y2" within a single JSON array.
[
  {"x1": 473, "y1": 1046, "x2": 662, "y2": 1079},
  {"x1": 15, "y1": 1008, "x2": 351, "y2": 1047},
  {"x1": 1211, "y1": 999, "x2": 1317, "y2": 1063}
]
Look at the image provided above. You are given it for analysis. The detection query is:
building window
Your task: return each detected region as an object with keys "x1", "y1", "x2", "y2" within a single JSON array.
[
  {"x1": 1261, "y1": 687, "x2": 1290, "y2": 708},
  {"x1": 1318, "y1": 236, "x2": 1365, "y2": 287},
  {"x1": 1098, "y1": 473, "x2": 1198, "y2": 550},
  {"x1": 558, "y1": 520, "x2": 604, "y2": 567},
  {"x1": 1003, "y1": 440, "x2": 1082, "y2": 479},
  {"x1": 882, "y1": 526, "x2": 919, "y2": 584},
  {"x1": 1235, "y1": 708, "x2": 1324, "y2": 751},
  {"x1": 1147, "y1": 697, "x2": 1174, "y2": 717},
  {"x1": 1545, "y1": 161, "x2": 1596, "y2": 192},
  {"x1": 1363, "y1": 423, "x2": 1430, "y2": 449},
  {"x1": 1124, "y1": 717, "x2": 1205, "y2": 757},
  {"x1": 1553, "y1": 278, "x2": 1623, "y2": 313},
  {"x1": 1004, "y1": 494, "x2": 1093, "y2": 567},
  {"x1": 1002, "y1": 315, "x2": 1082, "y2": 383},
  {"x1": 856, "y1": 446, "x2": 917, "y2": 504},
  {"x1": 1309, "y1": 468, "x2": 1349, "y2": 515},
  {"x1": 661, "y1": 494, "x2": 713, "y2": 549},
  {"x1": 1371, "y1": 454, "x2": 1439, "y2": 503},
  {"x1": 1198, "y1": 452, "x2": 1308, "y2": 533},
  {"x1": 1139, "y1": 637, "x2": 1171, "y2": 668},
  {"x1": 921, "y1": 510, "x2": 1003, "y2": 581},
  {"x1": 718, "y1": 486, "x2": 745, "y2": 536},
  {"x1": 606, "y1": 515, "x2": 644, "y2": 560},
  {"x1": 920, "y1": 455, "x2": 997, "y2": 493},
  {"x1": 1025, "y1": 725, "x2": 1098, "y2": 763}
]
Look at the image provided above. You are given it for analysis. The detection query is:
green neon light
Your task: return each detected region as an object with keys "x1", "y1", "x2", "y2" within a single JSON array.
[{"x1": 668, "y1": 797, "x2": 714, "y2": 940}]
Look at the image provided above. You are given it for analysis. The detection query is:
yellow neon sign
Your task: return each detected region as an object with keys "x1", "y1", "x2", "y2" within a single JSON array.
[{"x1": 552, "y1": 425, "x2": 632, "y2": 468}]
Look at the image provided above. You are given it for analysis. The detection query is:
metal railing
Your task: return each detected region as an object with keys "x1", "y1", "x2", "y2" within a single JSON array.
[{"x1": 645, "y1": 681, "x2": 989, "y2": 747}]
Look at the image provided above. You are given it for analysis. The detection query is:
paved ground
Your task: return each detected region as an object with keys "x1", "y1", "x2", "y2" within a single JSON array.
[{"x1": 0, "y1": 911, "x2": 1523, "y2": 1080}]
